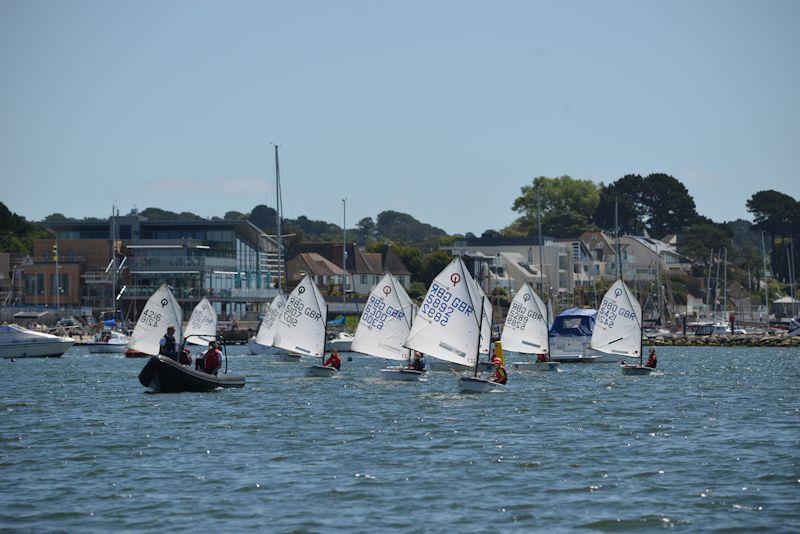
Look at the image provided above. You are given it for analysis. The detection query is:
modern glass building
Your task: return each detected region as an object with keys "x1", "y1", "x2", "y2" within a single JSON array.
[{"x1": 41, "y1": 216, "x2": 280, "y2": 321}]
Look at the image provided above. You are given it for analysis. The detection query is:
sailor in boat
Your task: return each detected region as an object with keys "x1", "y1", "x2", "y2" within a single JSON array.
[
  {"x1": 158, "y1": 326, "x2": 179, "y2": 361},
  {"x1": 323, "y1": 349, "x2": 342, "y2": 371},
  {"x1": 645, "y1": 348, "x2": 657, "y2": 369},
  {"x1": 203, "y1": 342, "x2": 223, "y2": 375},
  {"x1": 409, "y1": 351, "x2": 425, "y2": 372},
  {"x1": 490, "y1": 357, "x2": 508, "y2": 385},
  {"x1": 536, "y1": 352, "x2": 549, "y2": 363}
]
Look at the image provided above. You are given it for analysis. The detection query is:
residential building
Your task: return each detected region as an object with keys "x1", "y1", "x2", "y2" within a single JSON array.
[{"x1": 290, "y1": 243, "x2": 411, "y2": 295}]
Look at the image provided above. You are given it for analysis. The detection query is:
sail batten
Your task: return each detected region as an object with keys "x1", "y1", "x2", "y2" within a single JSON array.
[
  {"x1": 500, "y1": 283, "x2": 549, "y2": 355},
  {"x1": 590, "y1": 279, "x2": 642, "y2": 357}
]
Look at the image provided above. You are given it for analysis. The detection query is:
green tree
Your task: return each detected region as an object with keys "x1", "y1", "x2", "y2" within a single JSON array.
[
  {"x1": 248, "y1": 204, "x2": 277, "y2": 233},
  {"x1": 376, "y1": 211, "x2": 447, "y2": 243},
  {"x1": 355, "y1": 217, "x2": 377, "y2": 244},
  {"x1": 677, "y1": 217, "x2": 732, "y2": 262},
  {"x1": 595, "y1": 173, "x2": 697, "y2": 236},
  {"x1": 511, "y1": 175, "x2": 599, "y2": 238}
]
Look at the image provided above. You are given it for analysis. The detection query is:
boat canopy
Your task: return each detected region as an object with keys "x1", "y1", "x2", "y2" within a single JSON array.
[{"x1": 549, "y1": 308, "x2": 597, "y2": 337}]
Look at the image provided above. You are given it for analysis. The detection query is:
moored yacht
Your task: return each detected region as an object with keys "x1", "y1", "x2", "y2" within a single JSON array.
[
  {"x1": 547, "y1": 308, "x2": 616, "y2": 363},
  {"x1": 0, "y1": 324, "x2": 75, "y2": 358}
]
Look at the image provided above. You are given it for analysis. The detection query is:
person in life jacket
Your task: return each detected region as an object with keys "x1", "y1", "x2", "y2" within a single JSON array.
[
  {"x1": 323, "y1": 349, "x2": 341, "y2": 371},
  {"x1": 490, "y1": 357, "x2": 507, "y2": 385},
  {"x1": 159, "y1": 326, "x2": 178, "y2": 360},
  {"x1": 409, "y1": 351, "x2": 425, "y2": 372},
  {"x1": 202, "y1": 341, "x2": 222, "y2": 375},
  {"x1": 645, "y1": 348, "x2": 657, "y2": 369},
  {"x1": 536, "y1": 352, "x2": 549, "y2": 363}
]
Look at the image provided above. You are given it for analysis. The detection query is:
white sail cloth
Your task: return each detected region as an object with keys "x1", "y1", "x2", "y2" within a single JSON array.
[
  {"x1": 255, "y1": 293, "x2": 287, "y2": 347},
  {"x1": 405, "y1": 257, "x2": 484, "y2": 367},
  {"x1": 500, "y1": 283, "x2": 549, "y2": 354},
  {"x1": 184, "y1": 297, "x2": 217, "y2": 345},
  {"x1": 351, "y1": 272, "x2": 416, "y2": 361},
  {"x1": 590, "y1": 279, "x2": 642, "y2": 357},
  {"x1": 128, "y1": 284, "x2": 183, "y2": 356},
  {"x1": 273, "y1": 275, "x2": 327, "y2": 357}
]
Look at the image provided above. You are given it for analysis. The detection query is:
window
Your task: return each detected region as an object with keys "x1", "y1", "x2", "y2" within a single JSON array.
[
  {"x1": 50, "y1": 274, "x2": 68, "y2": 295},
  {"x1": 360, "y1": 274, "x2": 367, "y2": 284},
  {"x1": 25, "y1": 274, "x2": 45, "y2": 295}
]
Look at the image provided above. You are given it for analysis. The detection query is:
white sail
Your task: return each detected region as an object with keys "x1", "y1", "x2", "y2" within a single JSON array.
[
  {"x1": 591, "y1": 279, "x2": 642, "y2": 357},
  {"x1": 500, "y1": 283, "x2": 549, "y2": 354},
  {"x1": 405, "y1": 257, "x2": 483, "y2": 367},
  {"x1": 547, "y1": 298, "x2": 555, "y2": 329},
  {"x1": 255, "y1": 293, "x2": 287, "y2": 347},
  {"x1": 351, "y1": 272, "x2": 416, "y2": 361},
  {"x1": 184, "y1": 297, "x2": 217, "y2": 345},
  {"x1": 479, "y1": 294, "x2": 492, "y2": 355},
  {"x1": 273, "y1": 275, "x2": 327, "y2": 357},
  {"x1": 128, "y1": 284, "x2": 183, "y2": 356}
]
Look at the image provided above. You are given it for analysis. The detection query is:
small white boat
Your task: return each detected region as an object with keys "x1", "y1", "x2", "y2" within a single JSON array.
[
  {"x1": 325, "y1": 331, "x2": 353, "y2": 352},
  {"x1": 305, "y1": 364, "x2": 338, "y2": 378},
  {"x1": 0, "y1": 324, "x2": 75, "y2": 358},
  {"x1": 458, "y1": 376, "x2": 504, "y2": 393},
  {"x1": 620, "y1": 363, "x2": 653, "y2": 376},
  {"x1": 86, "y1": 330, "x2": 129, "y2": 353},
  {"x1": 272, "y1": 274, "x2": 330, "y2": 377},
  {"x1": 405, "y1": 257, "x2": 496, "y2": 393},
  {"x1": 380, "y1": 367, "x2": 423, "y2": 381}
]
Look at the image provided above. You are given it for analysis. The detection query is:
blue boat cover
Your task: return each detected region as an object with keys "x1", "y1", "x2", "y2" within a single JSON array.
[
  {"x1": 327, "y1": 315, "x2": 346, "y2": 326},
  {"x1": 103, "y1": 319, "x2": 117, "y2": 327},
  {"x1": 549, "y1": 308, "x2": 597, "y2": 337}
]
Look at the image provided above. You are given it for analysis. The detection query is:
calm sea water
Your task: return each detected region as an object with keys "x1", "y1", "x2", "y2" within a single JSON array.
[{"x1": 1, "y1": 346, "x2": 798, "y2": 532}]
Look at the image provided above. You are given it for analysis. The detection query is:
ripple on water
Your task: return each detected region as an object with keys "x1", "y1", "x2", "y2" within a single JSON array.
[{"x1": 0, "y1": 346, "x2": 799, "y2": 531}]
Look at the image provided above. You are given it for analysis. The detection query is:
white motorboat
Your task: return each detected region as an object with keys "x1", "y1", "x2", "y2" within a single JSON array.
[
  {"x1": 0, "y1": 324, "x2": 75, "y2": 358},
  {"x1": 547, "y1": 308, "x2": 617, "y2": 362},
  {"x1": 86, "y1": 330, "x2": 129, "y2": 353},
  {"x1": 325, "y1": 331, "x2": 353, "y2": 352}
]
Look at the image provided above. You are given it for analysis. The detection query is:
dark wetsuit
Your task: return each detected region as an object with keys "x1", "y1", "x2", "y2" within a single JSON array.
[
  {"x1": 411, "y1": 358, "x2": 425, "y2": 372},
  {"x1": 159, "y1": 334, "x2": 177, "y2": 360}
]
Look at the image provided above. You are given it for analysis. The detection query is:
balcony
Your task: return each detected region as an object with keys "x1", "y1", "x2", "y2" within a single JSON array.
[{"x1": 121, "y1": 286, "x2": 278, "y2": 301}]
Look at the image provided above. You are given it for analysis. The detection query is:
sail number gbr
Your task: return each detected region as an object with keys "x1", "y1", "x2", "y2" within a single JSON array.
[
  {"x1": 360, "y1": 295, "x2": 405, "y2": 330},
  {"x1": 421, "y1": 281, "x2": 473, "y2": 326},
  {"x1": 506, "y1": 301, "x2": 543, "y2": 330},
  {"x1": 282, "y1": 296, "x2": 322, "y2": 327},
  {"x1": 597, "y1": 298, "x2": 636, "y2": 329}
]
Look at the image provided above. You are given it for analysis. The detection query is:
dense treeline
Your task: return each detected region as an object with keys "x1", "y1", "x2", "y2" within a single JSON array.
[{"x1": 4, "y1": 173, "x2": 798, "y2": 294}]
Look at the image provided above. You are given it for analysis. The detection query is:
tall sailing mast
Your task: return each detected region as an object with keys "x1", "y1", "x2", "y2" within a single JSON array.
[
  {"x1": 273, "y1": 144, "x2": 284, "y2": 293},
  {"x1": 537, "y1": 185, "x2": 549, "y2": 356},
  {"x1": 341, "y1": 198, "x2": 347, "y2": 332}
]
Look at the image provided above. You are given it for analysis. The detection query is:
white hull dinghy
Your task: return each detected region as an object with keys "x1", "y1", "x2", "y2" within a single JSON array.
[
  {"x1": 351, "y1": 272, "x2": 421, "y2": 381},
  {"x1": 86, "y1": 330, "x2": 129, "y2": 353},
  {"x1": 305, "y1": 364, "x2": 338, "y2": 378},
  {"x1": 380, "y1": 368, "x2": 422, "y2": 381},
  {"x1": 405, "y1": 257, "x2": 496, "y2": 393},
  {"x1": 272, "y1": 274, "x2": 330, "y2": 378},
  {"x1": 620, "y1": 363, "x2": 653, "y2": 376},
  {"x1": 458, "y1": 376, "x2": 504, "y2": 393}
]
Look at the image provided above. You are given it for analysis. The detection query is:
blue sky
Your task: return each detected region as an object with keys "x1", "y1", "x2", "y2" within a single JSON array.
[{"x1": 1, "y1": 0, "x2": 798, "y2": 234}]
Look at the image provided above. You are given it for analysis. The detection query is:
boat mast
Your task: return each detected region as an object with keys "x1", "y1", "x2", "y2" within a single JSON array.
[
  {"x1": 761, "y1": 230, "x2": 770, "y2": 332},
  {"x1": 723, "y1": 247, "x2": 728, "y2": 324},
  {"x1": 273, "y1": 144, "x2": 284, "y2": 293},
  {"x1": 537, "y1": 185, "x2": 549, "y2": 357},
  {"x1": 342, "y1": 198, "x2": 347, "y2": 333},
  {"x1": 474, "y1": 295, "x2": 486, "y2": 378}
]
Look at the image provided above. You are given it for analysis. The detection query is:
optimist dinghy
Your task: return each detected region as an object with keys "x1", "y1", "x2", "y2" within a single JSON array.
[{"x1": 351, "y1": 271, "x2": 421, "y2": 382}]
